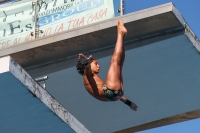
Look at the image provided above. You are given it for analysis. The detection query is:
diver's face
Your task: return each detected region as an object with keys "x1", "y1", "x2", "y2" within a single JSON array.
[{"x1": 90, "y1": 60, "x2": 100, "y2": 74}]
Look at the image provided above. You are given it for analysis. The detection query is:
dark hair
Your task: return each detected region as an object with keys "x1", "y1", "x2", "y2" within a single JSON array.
[{"x1": 76, "y1": 57, "x2": 95, "y2": 75}]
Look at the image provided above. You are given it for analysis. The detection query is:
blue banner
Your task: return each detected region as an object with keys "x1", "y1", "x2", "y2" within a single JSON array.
[{"x1": 38, "y1": 0, "x2": 104, "y2": 27}]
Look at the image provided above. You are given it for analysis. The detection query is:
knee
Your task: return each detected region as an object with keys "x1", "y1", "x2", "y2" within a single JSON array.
[{"x1": 110, "y1": 55, "x2": 121, "y2": 64}]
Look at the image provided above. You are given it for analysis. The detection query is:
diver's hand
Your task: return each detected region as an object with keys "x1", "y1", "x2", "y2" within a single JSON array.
[
  {"x1": 78, "y1": 53, "x2": 92, "y2": 60},
  {"x1": 78, "y1": 53, "x2": 93, "y2": 66},
  {"x1": 130, "y1": 102, "x2": 138, "y2": 111},
  {"x1": 120, "y1": 97, "x2": 138, "y2": 111}
]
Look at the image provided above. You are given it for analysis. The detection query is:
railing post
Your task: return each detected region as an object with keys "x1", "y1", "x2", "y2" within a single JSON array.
[
  {"x1": 32, "y1": 0, "x2": 38, "y2": 39},
  {"x1": 120, "y1": 0, "x2": 124, "y2": 15},
  {"x1": 31, "y1": 0, "x2": 44, "y2": 38}
]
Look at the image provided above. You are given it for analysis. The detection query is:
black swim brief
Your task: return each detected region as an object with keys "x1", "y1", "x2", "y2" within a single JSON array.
[{"x1": 103, "y1": 85, "x2": 123, "y2": 101}]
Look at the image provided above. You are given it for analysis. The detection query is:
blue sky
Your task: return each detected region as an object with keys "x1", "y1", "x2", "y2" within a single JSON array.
[
  {"x1": 124, "y1": 0, "x2": 200, "y2": 41},
  {"x1": 137, "y1": 119, "x2": 200, "y2": 133},
  {"x1": 122, "y1": 0, "x2": 200, "y2": 133}
]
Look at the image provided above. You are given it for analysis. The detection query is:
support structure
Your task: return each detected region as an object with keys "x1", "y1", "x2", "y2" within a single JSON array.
[
  {"x1": 120, "y1": 0, "x2": 124, "y2": 15},
  {"x1": 32, "y1": 0, "x2": 38, "y2": 39},
  {"x1": 31, "y1": 0, "x2": 44, "y2": 38},
  {"x1": 0, "y1": 56, "x2": 91, "y2": 133}
]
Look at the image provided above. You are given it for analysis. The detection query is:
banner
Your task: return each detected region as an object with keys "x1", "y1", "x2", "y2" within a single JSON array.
[
  {"x1": 0, "y1": 0, "x2": 115, "y2": 50},
  {"x1": 0, "y1": 0, "x2": 15, "y2": 5}
]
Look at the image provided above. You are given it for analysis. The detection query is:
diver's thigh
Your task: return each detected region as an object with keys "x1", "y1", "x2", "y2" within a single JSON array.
[{"x1": 105, "y1": 62, "x2": 121, "y2": 90}]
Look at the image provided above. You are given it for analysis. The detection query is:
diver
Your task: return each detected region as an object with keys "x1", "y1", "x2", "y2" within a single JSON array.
[{"x1": 76, "y1": 19, "x2": 138, "y2": 111}]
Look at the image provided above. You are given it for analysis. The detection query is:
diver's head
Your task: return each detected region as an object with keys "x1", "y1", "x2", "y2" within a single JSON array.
[
  {"x1": 76, "y1": 57, "x2": 99, "y2": 75},
  {"x1": 90, "y1": 59, "x2": 100, "y2": 74}
]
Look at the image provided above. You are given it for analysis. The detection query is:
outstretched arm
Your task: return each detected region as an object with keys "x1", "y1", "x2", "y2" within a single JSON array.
[{"x1": 120, "y1": 96, "x2": 138, "y2": 111}]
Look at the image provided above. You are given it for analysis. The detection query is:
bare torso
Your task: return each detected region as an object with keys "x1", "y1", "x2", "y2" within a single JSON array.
[{"x1": 83, "y1": 74, "x2": 109, "y2": 101}]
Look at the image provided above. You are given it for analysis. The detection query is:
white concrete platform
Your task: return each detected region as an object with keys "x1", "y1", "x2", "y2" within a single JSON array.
[{"x1": 0, "y1": 56, "x2": 90, "y2": 133}]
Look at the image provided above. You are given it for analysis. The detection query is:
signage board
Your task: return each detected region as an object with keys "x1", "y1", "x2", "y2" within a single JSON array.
[{"x1": 0, "y1": 0, "x2": 115, "y2": 50}]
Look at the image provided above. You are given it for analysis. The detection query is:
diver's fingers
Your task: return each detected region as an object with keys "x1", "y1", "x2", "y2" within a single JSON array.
[{"x1": 88, "y1": 55, "x2": 92, "y2": 59}]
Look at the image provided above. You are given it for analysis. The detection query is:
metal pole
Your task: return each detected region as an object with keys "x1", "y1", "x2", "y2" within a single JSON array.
[
  {"x1": 120, "y1": 0, "x2": 124, "y2": 15},
  {"x1": 33, "y1": 0, "x2": 39, "y2": 39},
  {"x1": 35, "y1": 76, "x2": 48, "y2": 89},
  {"x1": 31, "y1": 0, "x2": 44, "y2": 38}
]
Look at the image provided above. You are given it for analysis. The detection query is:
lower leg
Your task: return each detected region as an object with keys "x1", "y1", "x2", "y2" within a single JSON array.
[{"x1": 112, "y1": 19, "x2": 127, "y2": 65}]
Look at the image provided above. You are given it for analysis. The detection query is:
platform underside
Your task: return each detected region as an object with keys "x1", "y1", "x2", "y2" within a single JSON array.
[{"x1": 27, "y1": 34, "x2": 200, "y2": 133}]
